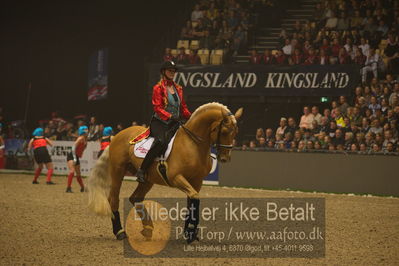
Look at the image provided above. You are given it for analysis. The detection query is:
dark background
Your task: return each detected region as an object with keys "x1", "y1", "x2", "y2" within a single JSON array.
[{"x1": 0, "y1": 0, "x2": 192, "y2": 128}]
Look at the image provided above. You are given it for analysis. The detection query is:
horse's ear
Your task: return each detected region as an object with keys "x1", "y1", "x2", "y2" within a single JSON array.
[{"x1": 234, "y1": 108, "x2": 243, "y2": 120}]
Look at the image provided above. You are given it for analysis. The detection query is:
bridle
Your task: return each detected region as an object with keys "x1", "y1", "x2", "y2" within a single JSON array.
[
  {"x1": 180, "y1": 111, "x2": 236, "y2": 154},
  {"x1": 213, "y1": 112, "x2": 235, "y2": 152}
]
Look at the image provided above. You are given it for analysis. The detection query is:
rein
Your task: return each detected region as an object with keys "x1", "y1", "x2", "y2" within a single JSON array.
[
  {"x1": 180, "y1": 123, "x2": 203, "y2": 144},
  {"x1": 180, "y1": 111, "x2": 235, "y2": 151}
]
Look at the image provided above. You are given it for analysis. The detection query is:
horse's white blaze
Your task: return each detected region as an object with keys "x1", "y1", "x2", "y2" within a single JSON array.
[{"x1": 87, "y1": 146, "x2": 112, "y2": 217}]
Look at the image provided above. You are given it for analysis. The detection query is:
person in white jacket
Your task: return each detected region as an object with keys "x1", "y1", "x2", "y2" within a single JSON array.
[{"x1": 362, "y1": 48, "x2": 379, "y2": 83}]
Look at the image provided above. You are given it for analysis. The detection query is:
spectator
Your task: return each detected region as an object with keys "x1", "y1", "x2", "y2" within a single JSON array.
[
  {"x1": 384, "y1": 142, "x2": 395, "y2": 153},
  {"x1": 362, "y1": 48, "x2": 380, "y2": 83},
  {"x1": 338, "y1": 47, "x2": 350, "y2": 64},
  {"x1": 311, "y1": 106, "x2": 322, "y2": 125},
  {"x1": 258, "y1": 137, "x2": 266, "y2": 148},
  {"x1": 368, "y1": 96, "x2": 382, "y2": 115},
  {"x1": 376, "y1": 20, "x2": 389, "y2": 37},
  {"x1": 351, "y1": 106, "x2": 363, "y2": 126},
  {"x1": 87, "y1": 116, "x2": 100, "y2": 141},
  {"x1": 261, "y1": 49, "x2": 274, "y2": 64},
  {"x1": 114, "y1": 123, "x2": 124, "y2": 135},
  {"x1": 318, "y1": 48, "x2": 329, "y2": 65},
  {"x1": 344, "y1": 132, "x2": 354, "y2": 150},
  {"x1": 389, "y1": 83, "x2": 399, "y2": 106},
  {"x1": 306, "y1": 140, "x2": 314, "y2": 150},
  {"x1": 255, "y1": 127, "x2": 264, "y2": 139},
  {"x1": 353, "y1": 48, "x2": 366, "y2": 66},
  {"x1": 274, "y1": 49, "x2": 287, "y2": 64},
  {"x1": 303, "y1": 48, "x2": 317, "y2": 65},
  {"x1": 191, "y1": 4, "x2": 203, "y2": 21},
  {"x1": 188, "y1": 49, "x2": 201, "y2": 64},
  {"x1": 371, "y1": 143, "x2": 382, "y2": 153},
  {"x1": 282, "y1": 38, "x2": 292, "y2": 56},
  {"x1": 249, "y1": 50, "x2": 261, "y2": 64},
  {"x1": 369, "y1": 119, "x2": 383, "y2": 135},
  {"x1": 358, "y1": 38, "x2": 370, "y2": 59},
  {"x1": 163, "y1": 48, "x2": 174, "y2": 62},
  {"x1": 335, "y1": 108, "x2": 346, "y2": 128},
  {"x1": 299, "y1": 106, "x2": 315, "y2": 129},
  {"x1": 328, "y1": 121, "x2": 338, "y2": 138},
  {"x1": 286, "y1": 117, "x2": 297, "y2": 136},
  {"x1": 290, "y1": 48, "x2": 303, "y2": 65},
  {"x1": 325, "y1": 11, "x2": 338, "y2": 29},
  {"x1": 338, "y1": 96, "x2": 349, "y2": 115},
  {"x1": 385, "y1": 34, "x2": 399, "y2": 73},
  {"x1": 175, "y1": 47, "x2": 189, "y2": 64},
  {"x1": 319, "y1": 116, "x2": 329, "y2": 133},
  {"x1": 265, "y1": 128, "x2": 274, "y2": 143},
  {"x1": 276, "y1": 117, "x2": 287, "y2": 137},
  {"x1": 232, "y1": 25, "x2": 246, "y2": 55},
  {"x1": 332, "y1": 129, "x2": 345, "y2": 146}
]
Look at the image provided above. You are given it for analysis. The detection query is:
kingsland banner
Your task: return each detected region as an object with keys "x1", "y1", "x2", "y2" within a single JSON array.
[{"x1": 148, "y1": 64, "x2": 360, "y2": 96}]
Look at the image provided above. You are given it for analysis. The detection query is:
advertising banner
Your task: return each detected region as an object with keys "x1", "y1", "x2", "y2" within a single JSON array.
[
  {"x1": 49, "y1": 141, "x2": 99, "y2": 176},
  {"x1": 148, "y1": 64, "x2": 360, "y2": 97},
  {"x1": 88, "y1": 48, "x2": 109, "y2": 101}
]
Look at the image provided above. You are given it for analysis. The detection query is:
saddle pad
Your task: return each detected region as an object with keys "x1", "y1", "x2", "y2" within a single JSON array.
[
  {"x1": 133, "y1": 132, "x2": 177, "y2": 160},
  {"x1": 129, "y1": 128, "x2": 150, "y2": 145}
]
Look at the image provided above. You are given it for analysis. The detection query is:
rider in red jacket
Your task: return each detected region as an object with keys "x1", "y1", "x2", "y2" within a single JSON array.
[{"x1": 136, "y1": 60, "x2": 191, "y2": 183}]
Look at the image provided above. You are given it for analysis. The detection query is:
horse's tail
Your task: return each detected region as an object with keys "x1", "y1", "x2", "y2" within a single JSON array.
[{"x1": 88, "y1": 146, "x2": 112, "y2": 217}]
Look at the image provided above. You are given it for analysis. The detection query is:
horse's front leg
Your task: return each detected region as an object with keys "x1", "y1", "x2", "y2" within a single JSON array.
[
  {"x1": 129, "y1": 181, "x2": 154, "y2": 240},
  {"x1": 171, "y1": 174, "x2": 200, "y2": 244}
]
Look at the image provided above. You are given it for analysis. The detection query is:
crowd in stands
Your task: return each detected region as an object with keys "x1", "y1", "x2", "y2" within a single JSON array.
[
  {"x1": 249, "y1": 0, "x2": 399, "y2": 76},
  {"x1": 242, "y1": 73, "x2": 399, "y2": 154},
  {"x1": 0, "y1": 110, "x2": 145, "y2": 142},
  {"x1": 162, "y1": 0, "x2": 273, "y2": 64}
]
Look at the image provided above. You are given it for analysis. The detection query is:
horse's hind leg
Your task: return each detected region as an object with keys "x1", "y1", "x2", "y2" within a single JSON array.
[
  {"x1": 108, "y1": 163, "x2": 127, "y2": 240},
  {"x1": 129, "y1": 182, "x2": 154, "y2": 239}
]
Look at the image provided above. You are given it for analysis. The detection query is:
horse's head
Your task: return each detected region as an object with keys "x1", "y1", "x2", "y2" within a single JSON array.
[{"x1": 211, "y1": 107, "x2": 243, "y2": 163}]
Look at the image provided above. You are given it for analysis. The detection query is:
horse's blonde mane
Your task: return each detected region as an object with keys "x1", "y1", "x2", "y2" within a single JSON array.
[{"x1": 190, "y1": 102, "x2": 236, "y2": 123}]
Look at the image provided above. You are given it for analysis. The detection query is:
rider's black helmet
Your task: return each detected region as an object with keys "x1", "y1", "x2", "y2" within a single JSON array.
[{"x1": 160, "y1": 60, "x2": 178, "y2": 72}]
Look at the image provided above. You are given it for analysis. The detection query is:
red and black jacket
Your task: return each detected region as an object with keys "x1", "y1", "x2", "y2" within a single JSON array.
[{"x1": 152, "y1": 79, "x2": 191, "y2": 121}]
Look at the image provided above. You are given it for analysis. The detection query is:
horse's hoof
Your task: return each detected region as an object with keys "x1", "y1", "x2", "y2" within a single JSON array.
[
  {"x1": 116, "y1": 231, "x2": 127, "y2": 240},
  {"x1": 186, "y1": 236, "x2": 199, "y2": 244},
  {"x1": 141, "y1": 227, "x2": 153, "y2": 240}
]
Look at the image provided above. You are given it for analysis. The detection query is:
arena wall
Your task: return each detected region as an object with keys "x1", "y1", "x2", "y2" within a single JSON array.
[{"x1": 219, "y1": 150, "x2": 399, "y2": 196}]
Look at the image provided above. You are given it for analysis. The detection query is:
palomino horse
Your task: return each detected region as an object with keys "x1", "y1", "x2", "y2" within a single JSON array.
[{"x1": 88, "y1": 102, "x2": 243, "y2": 243}]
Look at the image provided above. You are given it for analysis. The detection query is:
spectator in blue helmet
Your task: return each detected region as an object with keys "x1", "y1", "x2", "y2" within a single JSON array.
[{"x1": 98, "y1": 126, "x2": 113, "y2": 158}]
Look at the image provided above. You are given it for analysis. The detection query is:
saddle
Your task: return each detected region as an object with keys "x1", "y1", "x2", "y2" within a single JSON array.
[{"x1": 129, "y1": 128, "x2": 177, "y2": 161}]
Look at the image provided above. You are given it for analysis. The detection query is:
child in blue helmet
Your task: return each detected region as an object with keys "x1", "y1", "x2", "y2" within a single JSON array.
[
  {"x1": 98, "y1": 126, "x2": 113, "y2": 158},
  {"x1": 66, "y1": 125, "x2": 88, "y2": 192},
  {"x1": 27, "y1": 128, "x2": 55, "y2": 184}
]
